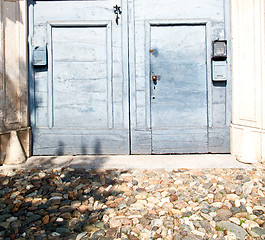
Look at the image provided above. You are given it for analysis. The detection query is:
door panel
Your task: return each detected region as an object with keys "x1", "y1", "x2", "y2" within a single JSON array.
[
  {"x1": 52, "y1": 26, "x2": 109, "y2": 128},
  {"x1": 150, "y1": 25, "x2": 208, "y2": 153},
  {"x1": 29, "y1": 0, "x2": 129, "y2": 155}
]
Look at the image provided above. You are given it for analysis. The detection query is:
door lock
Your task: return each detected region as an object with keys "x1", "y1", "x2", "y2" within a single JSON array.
[{"x1": 152, "y1": 75, "x2": 158, "y2": 82}]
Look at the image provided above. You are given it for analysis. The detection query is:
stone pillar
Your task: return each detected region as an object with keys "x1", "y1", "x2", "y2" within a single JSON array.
[
  {"x1": 0, "y1": 0, "x2": 30, "y2": 163},
  {"x1": 231, "y1": 0, "x2": 265, "y2": 163}
]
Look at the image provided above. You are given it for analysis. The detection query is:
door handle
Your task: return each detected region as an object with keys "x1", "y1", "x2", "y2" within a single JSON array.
[{"x1": 113, "y1": 5, "x2": 122, "y2": 25}]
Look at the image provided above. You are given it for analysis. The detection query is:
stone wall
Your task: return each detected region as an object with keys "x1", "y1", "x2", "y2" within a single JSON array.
[
  {"x1": 230, "y1": 0, "x2": 265, "y2": 163},
  {"x1": 0, "y1": 0, "x2": 30, "y2": 163}
]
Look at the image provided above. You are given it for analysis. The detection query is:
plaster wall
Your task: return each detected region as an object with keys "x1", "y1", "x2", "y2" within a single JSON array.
[{"x1": 230, "y1": 0, "x2": 265, "y2": 163}]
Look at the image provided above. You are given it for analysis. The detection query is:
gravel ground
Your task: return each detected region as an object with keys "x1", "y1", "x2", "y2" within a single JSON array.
[{"x1": 0, "y1": 164, "x2": 265, "y2": 240}]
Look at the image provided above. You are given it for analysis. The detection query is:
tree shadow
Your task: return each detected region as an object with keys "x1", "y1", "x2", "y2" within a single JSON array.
[
  {"x1": 70, "y1": 139, "x2": 109, "y2": 170},
  {"x1": 0, "y1": 166, "x2": 129, "y2": 239}
]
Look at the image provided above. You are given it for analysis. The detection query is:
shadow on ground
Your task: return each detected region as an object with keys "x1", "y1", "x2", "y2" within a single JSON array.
[{"x1": 0, "y1": 167, "x2": 128, "y2": 239}]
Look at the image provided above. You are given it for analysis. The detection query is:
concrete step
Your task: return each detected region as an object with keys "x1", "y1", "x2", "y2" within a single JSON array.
[{"x1": 0, "y1": 154, "x2": 252, "y2": 173}]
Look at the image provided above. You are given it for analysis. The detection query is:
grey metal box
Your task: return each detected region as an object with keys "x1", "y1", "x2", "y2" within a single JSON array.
[
  {"x1": 212, "y1": 61, "x2": 227, "y2": 81},
  {"x1": 33, "y1": 46, "x2": 47, "y2": 66}
]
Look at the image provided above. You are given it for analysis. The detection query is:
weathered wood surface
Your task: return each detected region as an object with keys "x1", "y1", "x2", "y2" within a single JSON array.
[
  {"x1": 130, "y1": 0, "x2": 231, "y2": 153},
  {"x1": 150, "y1": 25, "x2": 208, "y2": 153},
  {"x1": 29, "y1": 0, "x2": 231, "y2": 155},
  {"x1": 29, "y1": 0, "x2": 130, "y2": 155}
]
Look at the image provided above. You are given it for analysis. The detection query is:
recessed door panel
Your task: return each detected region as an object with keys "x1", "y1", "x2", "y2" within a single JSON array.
[{"x1": 52, "y1": 26, "x2": 109, "y2": 128}]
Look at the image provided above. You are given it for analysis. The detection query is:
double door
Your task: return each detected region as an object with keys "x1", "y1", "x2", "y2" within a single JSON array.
[{"x1": 29, "y1": 0, "x2": 231, "y2": 155}]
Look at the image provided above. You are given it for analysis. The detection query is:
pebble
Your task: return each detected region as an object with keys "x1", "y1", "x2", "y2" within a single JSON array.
[
  {"x1": 216, "y1": 209, "x2": 233, "y2": 221},
  {"x1": 229, "y1": 217, "x2": 241, "y2": 225},
  {"x1": 216, "y1": 221, "x2": 248, "y2": 240},
  {"x1": 0, "y1": 165, "x2": 264, "y2": 239}
]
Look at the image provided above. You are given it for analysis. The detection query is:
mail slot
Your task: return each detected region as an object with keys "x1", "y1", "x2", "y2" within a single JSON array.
[
  {"x1": 33, "y1": 46, "x2": 47, "y2": 66},
  {"x1": 212, "y1": 60, "x2": 227, "y2": 81}
]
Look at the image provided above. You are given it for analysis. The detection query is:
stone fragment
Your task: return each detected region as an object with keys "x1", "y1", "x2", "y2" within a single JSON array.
[
  {"x1": 105, "y1": 228, "x2": 118, "y2": 237},
  {"x1": 109, "y1": 218, "x2": 121, "y2": 228},
  {"x1": 216, "y1": 209, "x2": 233, "y2": 221},
  {"x1": 229, "y1": 217, "x2": 241, "y2": 225},
  {"x1": 92, "y1": 229, "x2": 105, "y2": 237},
  {"x1": 182, "y1": 211, "x2": 193, "y2": 217},
  {"x1": 236, "y1": 185, "x2": 243, "y2": 195},
  {"x1": 60, "y1": 212, "x2": 72, "y2": 220},
  {"x1": 251, "y1": 227, "x2": 265, "y2": 236},
  {"x1": 234, "y1": 212, "x2": 248, "y2": 218},
  {"x1": 42, "y1": 215, "x2": 49, "y2": 224},
  {"x1": 226, "y1": 194, "x2": 240, "y2": 201},
  {"x1": 175, "y1": 200, "x2": 188, "y2": 209},
  {"x1": 56, "y1": 227, "x2": 71, "y2": 235},
  {"x1": 151, "y1": 219, "x2": 163, "y2": 227},
  {"x1": 78, "y1": 205, "x2": 89, "y2": 213},
  {"x1": 76, "y1": 232, "x2": 89, "y2": 240},
  {"x1": 170, "y1": 194, "x2": 178, "y2": 202},
  {"x1": 82, "y1": 224, "x2": 99, "y2": 233},
  {"x1": 201, "y1": 213, "x2": 213, "y2": 221},
  {"x1": 24, "y1": 214, "x2": 41, "y2": 225},
  {"x1": 216, "y1": 221, "x2": 248, "y2": 240},
  {"x1": 235, "y1": 199, "x2": 241, "y2": 208},
  {"x1": 224, "y1": 183, "x2": 237, "y2": 194},
  {"x1": 102, "y1": 214, "x2": 109, "y2": 224},
  {"x1": 253, "y1": 209, "x2": 264, "y2": 216},
  {"x1": 163, "y1": 220, "x2": 174, "y2": 229},
  {"x1": 244, "y1": 220, "x2": 259, "y2": 229},
  {"x1": 203, "y1": 181, "x2": 213, "y2": 189},
  {"x1": 6, "y1": 216, "x2": 18, "y2": 222},
  {"x1": 71, "y1": 200, "x2": 82, "y2": 209},
  {"x1": 200, "y1": 220, "x2": 213, "y2": 233},
  {"x1": 128, "y1": 235, "x2": 140, "y2": 240},
  {"x1": 236, "y1": 175, "x2": 244, "y2": 180},
  {"x1": 0, "y1": 214, "x2": 12, "y2": 222},
  {"x1": 259, "y1": 197, "x2": 265, "y2": 206}
]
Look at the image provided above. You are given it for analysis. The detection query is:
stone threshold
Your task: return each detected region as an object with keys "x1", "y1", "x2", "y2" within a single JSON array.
[{"x1": 0, "y1": 154, "x2": 252, "y2": 174}]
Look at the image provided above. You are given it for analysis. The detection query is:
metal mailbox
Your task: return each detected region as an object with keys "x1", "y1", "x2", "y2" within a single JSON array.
[
  {"x1": 212, "y1": 60, "x2": 227, "y2": 81},
  {"x1": 33, "y1": 46, "x2": 47, "y2": 66}
]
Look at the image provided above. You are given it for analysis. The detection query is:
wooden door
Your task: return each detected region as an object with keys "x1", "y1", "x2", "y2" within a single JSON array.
[
  {"x1": 29, "y1": 0, "x2": 231, "y2": 155},
  {"x1": 130, "y1": 0, "x2": 231, "y2": 154},
  {"x1": 29, "y1": 0, "x2": 129, "y2": 155},
  {"x1": 150, "y1": 25, "x2": 208, "y2": 153}
]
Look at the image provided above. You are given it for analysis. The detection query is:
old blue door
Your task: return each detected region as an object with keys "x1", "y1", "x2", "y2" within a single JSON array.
[
  {"x1": 29, "y1": 0, "x2": 130, "y2": 155},
  {"x1": 150, "y1": 25, "x2": 208, "y2": 153},
  {"x1": 29, "y1": 0, "x2": 231, "y2": 155},
  {"x1": 130, "y1": 0, "x2": 231, "y2": 154}
]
